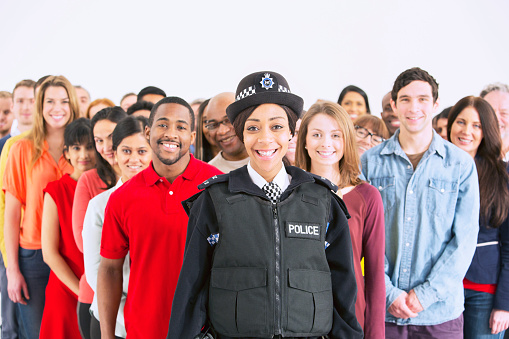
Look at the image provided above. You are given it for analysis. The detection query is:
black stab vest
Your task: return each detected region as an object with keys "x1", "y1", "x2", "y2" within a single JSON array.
[{"x1": 206, "y1": 180, "x2": 333, "y2": 338}]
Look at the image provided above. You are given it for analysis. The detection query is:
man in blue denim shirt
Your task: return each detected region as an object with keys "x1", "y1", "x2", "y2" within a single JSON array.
[{"x1": 361, "y1": 68, "x2": 479, "y2": 338}]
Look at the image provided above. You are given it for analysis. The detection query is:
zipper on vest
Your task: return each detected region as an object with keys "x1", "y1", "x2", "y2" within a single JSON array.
[{"x1": 272, "y1": 204, "x2": 282, "y2": 335}]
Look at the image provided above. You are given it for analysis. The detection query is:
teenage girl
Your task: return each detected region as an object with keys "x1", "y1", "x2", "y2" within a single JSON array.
[{"x1": 40, "y1": 118, "x2": 96, "y2": 338}]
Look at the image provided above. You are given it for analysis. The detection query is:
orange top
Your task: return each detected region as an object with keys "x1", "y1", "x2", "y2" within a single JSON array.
[{"x1": 3, "y1": 138, "x2": 73, "y2": 249}]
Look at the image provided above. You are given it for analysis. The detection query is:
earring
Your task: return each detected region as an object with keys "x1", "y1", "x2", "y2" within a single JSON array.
[{"x1": 305, "y1": 146, "x2": 307, "y2": 149}]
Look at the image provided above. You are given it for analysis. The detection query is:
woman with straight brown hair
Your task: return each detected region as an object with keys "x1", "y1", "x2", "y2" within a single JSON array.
[
  {"x1": 296, "y1": 100, "x2": 386, "y2": 338},
  {"x1": 447, "y1": 96, "x2": 509, "y2": 338}
]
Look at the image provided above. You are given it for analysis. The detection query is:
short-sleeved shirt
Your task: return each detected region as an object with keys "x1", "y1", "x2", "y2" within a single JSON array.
[
  {"x1": 3, "y1": 138, "x2": 73, "y2": 249},
  {"x1": 0, "y1": 131, "x2": 29, "y2": 264},
  {"x1": 72, "y1": 168, "x2": 108, "y2": 303},
  {"x1": 101, "y1": 155, "x2": 222, "y2": 339}
]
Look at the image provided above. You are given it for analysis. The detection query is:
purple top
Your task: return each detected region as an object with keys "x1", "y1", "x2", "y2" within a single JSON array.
[{"x1": 343, "y1": 183, "x2": 386, "y2": 339}]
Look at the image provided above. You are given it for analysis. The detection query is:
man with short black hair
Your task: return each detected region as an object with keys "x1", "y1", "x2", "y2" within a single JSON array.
[
  {"x1": 97, "y1": 97, "x2": 221, "y2": 339},
  {"x1": 381, "y1": 91, "x2": 399, "y2": 136},
  {"x1": 206, "y1": 92, "x2": 249, "y2": 172},
  {"x1": 137, "y1": 86, "x2": 166, "y2": 104},
  {"x1": 361, "y1": 67, "x2": 479, "y2": 338},
  {"x1": 126, "y1": 100, "x2": 153, "y2": 119}
]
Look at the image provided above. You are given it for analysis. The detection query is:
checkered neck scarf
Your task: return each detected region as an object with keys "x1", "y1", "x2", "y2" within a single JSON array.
[{"x1": 263, "y1": 182, "x2": 282, "y2": 204}]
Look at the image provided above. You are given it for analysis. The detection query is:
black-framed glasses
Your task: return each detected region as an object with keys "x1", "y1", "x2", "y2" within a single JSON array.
[
  {"x1": 204, "y1": 117, "x2": 232, "y2": 130},
  {"x1": 355, "y1": 125, "x2": 385, "y2": 145}
]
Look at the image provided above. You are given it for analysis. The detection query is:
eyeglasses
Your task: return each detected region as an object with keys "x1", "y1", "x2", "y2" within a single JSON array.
[
  {"x1": 355, "y1": 125, "x2": 385, "y2": 145},
  {"x1": 203, "y1": 117, "x2": 232, "y2": 130}
]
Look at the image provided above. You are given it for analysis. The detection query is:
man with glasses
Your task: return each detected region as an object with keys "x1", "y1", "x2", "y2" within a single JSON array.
[{"x1": 206, "y1": 92, "x2": 249, "y2": 172}]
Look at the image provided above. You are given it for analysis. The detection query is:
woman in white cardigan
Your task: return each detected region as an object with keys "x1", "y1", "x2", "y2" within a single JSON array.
[{"x1": 82, "y1": 116, "x2": 151, "y2": 338}]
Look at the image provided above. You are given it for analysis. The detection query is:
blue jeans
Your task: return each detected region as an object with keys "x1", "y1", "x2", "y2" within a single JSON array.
[
  {"x1": 0, "y1": 252, "x2": 26, "y2": 339},
  {"x1": 464, "y1": 288, "x2": 506, "y2": 339},
  {"x1": 17, "y1": 248, "x2": 50, "y2": 339}
]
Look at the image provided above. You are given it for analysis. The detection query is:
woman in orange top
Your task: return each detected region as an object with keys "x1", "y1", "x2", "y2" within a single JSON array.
[{"x1": 3, "y1": 75, "x2": 79, "y2": 339}]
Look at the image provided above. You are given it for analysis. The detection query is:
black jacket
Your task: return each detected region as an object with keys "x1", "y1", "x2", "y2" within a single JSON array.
[{"x1": 167, "y1": 166, "x2": 363, "y2": 339}]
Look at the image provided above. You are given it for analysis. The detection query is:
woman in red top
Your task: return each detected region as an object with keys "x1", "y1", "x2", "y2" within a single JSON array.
[
  {"x1": 72, "y1": 107, "x2": 126, "y2": 339},
  {"x1": 40, "y1": 118, "x2": 96, "y2": 338},
  {"x1": 296, "y1": 100, "x2": 386, "y2": 338},
  {"x1": 3, "y1": 76, "x2": 79, "y2": 339}
]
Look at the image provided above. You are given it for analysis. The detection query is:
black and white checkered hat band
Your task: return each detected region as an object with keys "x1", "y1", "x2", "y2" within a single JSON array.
[
  {"x1": 235, "y1": 84, "x2": 292, "y2": 102},
  {"x1": 236, "y1": 86, "x2": 256, "y2": 101},
  {"x1": 278, "y1": 85, "x2": 290, "y2": 93}
]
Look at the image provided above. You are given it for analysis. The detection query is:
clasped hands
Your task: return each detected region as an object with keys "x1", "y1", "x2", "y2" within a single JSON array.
[{"x1": 388, "y1": 289, "x2": 423, "y2": 319}]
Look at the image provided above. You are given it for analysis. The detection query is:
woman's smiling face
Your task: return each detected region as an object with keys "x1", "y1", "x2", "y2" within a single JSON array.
[{"x1": 243, "y1": 104, "x2": 291, "y2": 182}]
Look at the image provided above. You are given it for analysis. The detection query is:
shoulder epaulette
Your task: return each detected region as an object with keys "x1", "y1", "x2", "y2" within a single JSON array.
[
  {"x1": 309, "y1": 173, "x2": 338, "y2": 192},
  {"x1": 197, "y1": 173, "x2": 230, "y2": 190}
]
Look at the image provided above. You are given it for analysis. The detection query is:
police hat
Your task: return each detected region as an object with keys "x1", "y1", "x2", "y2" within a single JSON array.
[{"x1": 226, "y1": 71, "x2": 304, "y2": 123}]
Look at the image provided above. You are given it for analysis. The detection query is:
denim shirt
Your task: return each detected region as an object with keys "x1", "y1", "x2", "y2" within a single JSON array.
[{"x1": 360, "y1": 129, "x2": 480, "y2": 325}]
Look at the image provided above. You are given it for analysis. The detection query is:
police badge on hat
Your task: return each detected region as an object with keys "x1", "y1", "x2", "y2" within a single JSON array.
[{"x1": 260, "y1": 73, "x2": 274, "y2": 90}]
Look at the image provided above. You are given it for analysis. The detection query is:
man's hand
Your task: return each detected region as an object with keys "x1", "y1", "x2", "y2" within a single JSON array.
[
  {"x1": 388, "y1": 292, "x2": 418, "y2": 319},
  {"x1": 7, "y1": 268, "x2": 29, "y2": 305},
  {"x1": 405, "y1": 289, "x2": 424, "y2": 314},
  {"x1": 490, "y1": 309, "x2": 509, "y2": 334}
]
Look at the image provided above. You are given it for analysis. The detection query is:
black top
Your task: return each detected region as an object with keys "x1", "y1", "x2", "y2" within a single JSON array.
[{"x1": 167, "y1": 165, "x2": 362, "y2": 339}]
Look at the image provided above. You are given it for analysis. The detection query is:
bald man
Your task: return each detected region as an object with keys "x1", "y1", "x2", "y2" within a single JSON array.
[
  {"x1": 381, "y1": 91, "x2": 400, "y2": 136},
  {"x1": 206, "y1": 92, "x2": 249, "y2": 172}
]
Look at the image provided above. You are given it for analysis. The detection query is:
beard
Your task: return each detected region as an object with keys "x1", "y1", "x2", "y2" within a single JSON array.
[{"x1": 154, "y1": 139, "x2": 186, "y2": 166}]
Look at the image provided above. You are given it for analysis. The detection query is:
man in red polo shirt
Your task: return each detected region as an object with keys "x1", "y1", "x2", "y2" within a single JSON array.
[{"x1": 97, "y1": 97, "x2": 222, "y2": 339}]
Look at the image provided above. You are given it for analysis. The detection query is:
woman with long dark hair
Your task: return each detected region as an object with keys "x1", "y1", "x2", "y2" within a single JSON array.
[
  {"x1": 194, "y1": 99, "x2": 220, "y2": 162},
  {"x1": 337, "y1": 85, "x2": 371, "y2": 120},
  {"x1": 72, "y1": 106, "x2": 126, "y2": 339},
  {"x1": 40, "y1": 118, "x2": 96, "y2": 338},
  {"x1": 83, "y1": 116, "x2": 151, "y2": 338},
  {"x1": 448, "y1": 96, "x2": 509, "y2": 338}
]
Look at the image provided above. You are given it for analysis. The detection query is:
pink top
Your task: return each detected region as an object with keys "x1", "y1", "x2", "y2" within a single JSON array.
[
  {"x1": 72, "y1": 168, "x2": 108, "y2": 303},
  {"x1": 343, "y1": 183, "x2": 386, "y2": 339}
]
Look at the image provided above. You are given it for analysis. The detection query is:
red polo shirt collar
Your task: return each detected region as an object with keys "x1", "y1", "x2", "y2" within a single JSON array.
[{"x1": 143, "y1": 154, "x2": 200, "y2": 186}]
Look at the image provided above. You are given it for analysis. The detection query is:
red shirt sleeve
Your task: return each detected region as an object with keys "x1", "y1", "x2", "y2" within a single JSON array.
[
  {"x1": 100, "y1": 190, "x2": 129, "y2": 259},
  {"x1": 360, "y1": 183, "x2": 386, "y2": 339}
]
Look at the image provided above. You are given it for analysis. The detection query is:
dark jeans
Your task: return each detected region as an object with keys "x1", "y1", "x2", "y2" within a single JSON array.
[
  {"x1": 465, "y1": 289, "x2": 506, "y2": 339},
  {"x1": 0, "y1": 252, "x2": 26, "y2": 339},
  {"x1": 386, "y1": 314, "x2": 464, "y2": 339},
  {"x1": 17, "y1": 248, "x2": 49, "y2": 339},
  {"x1": 90, "y1": 313, "x2": 123, "y2": 339},
  {"x1": 77, "y1": 301, "x2": 92, "y2": 339}
]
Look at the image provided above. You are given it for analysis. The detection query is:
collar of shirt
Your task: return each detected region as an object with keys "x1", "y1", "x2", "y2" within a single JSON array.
[
  {"x1": 380, "y1": 129, "x2": 446, "y2": 160},
  {"x1": 143, "y1": 154, "x2": 200, "y2": 186},
  {"x1": 247, "y1": 160, "x2": 290, "y2": 192}
]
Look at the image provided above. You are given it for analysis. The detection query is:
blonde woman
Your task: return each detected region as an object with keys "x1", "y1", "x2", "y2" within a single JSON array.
[{"x1": 3, "y1": 75, "x2": 79, "y2": 339}]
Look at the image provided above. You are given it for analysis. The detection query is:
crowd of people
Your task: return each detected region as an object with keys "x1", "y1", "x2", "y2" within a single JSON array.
[{"x1": 0, "y1": 68, "x2": 507, "y2": 339}]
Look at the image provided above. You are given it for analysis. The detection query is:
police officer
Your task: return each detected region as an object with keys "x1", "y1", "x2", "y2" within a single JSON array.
[{"x1": 167, "y1": 71, "x2": 362, "y2": 339}]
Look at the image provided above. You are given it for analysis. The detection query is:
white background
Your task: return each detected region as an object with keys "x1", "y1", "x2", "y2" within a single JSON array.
[{"x1": 1, "y1": 0, "x2": 508, "y2": 115}]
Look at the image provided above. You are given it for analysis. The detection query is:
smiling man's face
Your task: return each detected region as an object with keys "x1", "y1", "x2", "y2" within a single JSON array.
[
  {"x1": 147, "y1": 103, "x2": 195, "y2": 167},
  {"x1": 204, "y1": 93, "x2": 247, "y2": 161}
]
